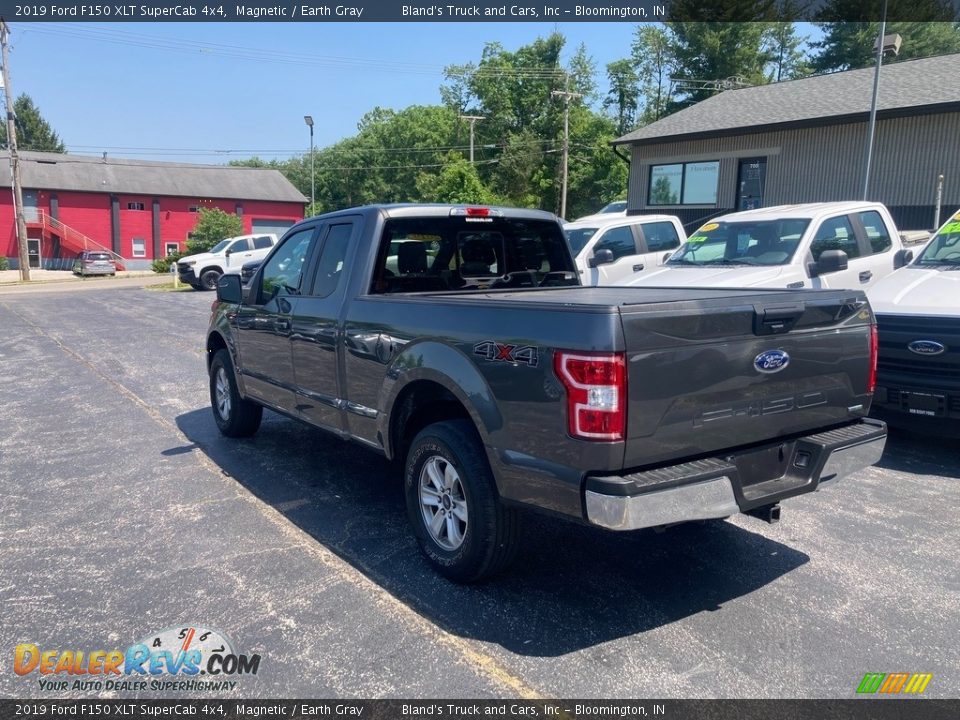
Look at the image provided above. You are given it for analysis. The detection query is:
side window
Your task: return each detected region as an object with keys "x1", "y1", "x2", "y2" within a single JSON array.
[
  {"x1": 859, "y1": 210, "x2": 892, "y2": 255},
  {"x1": 252, "y1": 236, "x2": 273, "y2": 250},
  {"x1": 260, "y1": 228, "x2": 315, "y2": 300},
  {"x1": 228, "y1": 239, "x2": 251, "y2": 253},
  {"x1": 810, "y1": 215, "x2": 861, "y2": 261},
  {"x1": 311, "y1": 224, "x2": 353, "y2": 298},
  {"x1": 594, "y1": 226, "x2": 637, "y2": 260},
  {"x1": 642, "y1": 221, "x2": 681, "y2": 252}
]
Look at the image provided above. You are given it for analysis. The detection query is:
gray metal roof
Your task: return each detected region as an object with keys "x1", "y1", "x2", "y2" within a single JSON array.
[
  {"x1": 615, "y1": 52, "x2": 960, "y2": 145},
  {"x1": 0, "y1": 151, "x2": 307, "y2": 203}
]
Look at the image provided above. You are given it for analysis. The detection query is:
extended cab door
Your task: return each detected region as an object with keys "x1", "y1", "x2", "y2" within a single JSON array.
[
  {"x1": 589, "y1": 224, "x2": 645, "y2": 285},
  {"x1": 290, "y1": 220, "x2": 359, "y2": 432},
  {"x1": 234, "y1": 226, "x2": 319, "y2": 410},
  {"x1": 807, "y1": 214, "x2": 869, "y2": 289},
  {"x1": 850, "y1": 208, "x2": 899, "y2": 287},
  {"x1": 636, "y1": 219, "x2": 683, "y2": 272}
]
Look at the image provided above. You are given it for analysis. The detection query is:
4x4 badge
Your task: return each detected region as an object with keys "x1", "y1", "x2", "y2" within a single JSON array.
[{"x1": 473, "y1": 341, "x2": 539, "y2": 367}]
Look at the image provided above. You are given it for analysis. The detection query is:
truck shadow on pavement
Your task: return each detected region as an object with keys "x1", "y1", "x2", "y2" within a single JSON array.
[
  {"x1": 874, "y1": 427, "x2": 960, "y2": 479},
  {"x1": 175, "y1": 408, "x2": 809, "y2": 657}
]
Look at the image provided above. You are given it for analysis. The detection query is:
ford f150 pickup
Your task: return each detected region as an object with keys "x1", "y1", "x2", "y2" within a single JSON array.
[
  {"x1": 868, "y1": 210, "x2": 960, "y2": 431},
  {"x1": 206, "y1": 204, "x2": 886, "y2": 581}
]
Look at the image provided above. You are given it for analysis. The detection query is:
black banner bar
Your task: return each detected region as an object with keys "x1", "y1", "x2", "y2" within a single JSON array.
[
  {"x1": 0, "y1": 1, "x2": 958, "y2": 23},
  {"x1": 2, "y1": 700, "x2": 959, "y2": 720}
]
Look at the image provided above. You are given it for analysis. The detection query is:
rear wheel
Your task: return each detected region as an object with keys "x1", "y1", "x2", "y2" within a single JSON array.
[
  {"x1": 200, "y1": 269, "x2": 222, "y2": 291},
  {"x1": 209, "y1": 349, "x2": 262, "y2": 437},
  {"x1": 404, "y1": 420, "x2": 519, "y2": 582}
]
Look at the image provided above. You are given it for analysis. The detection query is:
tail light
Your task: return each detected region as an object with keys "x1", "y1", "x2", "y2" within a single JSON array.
[
  {"x1": 554, "y1": 351, "x2": 626, "y2": 441},
  {"x1": 868, "y1": 323, "x2": 878, "y2": 393}
]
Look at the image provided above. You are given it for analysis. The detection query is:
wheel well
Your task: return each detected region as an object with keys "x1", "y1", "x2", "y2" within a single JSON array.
[
  {"x1": 201, "y1": 266, "x2": 224, "y2": 276},
  {"x1": 206, "y1": 333, "x2": 228, "y2": 370},
  {"x1": 390, "y1": 380, "x2": 474, "y2": 463}
]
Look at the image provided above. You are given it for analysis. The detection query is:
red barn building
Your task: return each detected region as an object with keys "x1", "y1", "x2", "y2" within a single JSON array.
[{"x1": 0, "y1": 151, "x2": 306, "y2": 270}]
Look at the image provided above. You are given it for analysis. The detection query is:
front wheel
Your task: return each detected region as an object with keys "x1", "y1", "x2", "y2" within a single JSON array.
[
  {"x1": 209, "y1": 349, "x2": 262, "y2": 437},
  {"x1": 404, "y1": 420, "x2": 519, "y2": 582},
  {"x1": 200, "y1": 269, "x2": 222, "y2": 291}
]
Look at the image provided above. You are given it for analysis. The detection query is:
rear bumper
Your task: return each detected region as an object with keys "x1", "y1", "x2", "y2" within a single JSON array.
[{"x1": 584, "y1": 419, "x2": 886, "y2": 531}]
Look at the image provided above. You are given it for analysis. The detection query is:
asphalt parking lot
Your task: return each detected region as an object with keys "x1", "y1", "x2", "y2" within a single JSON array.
[{"x1": 0, "y1": 283, "x2": 958, "y2": 699}]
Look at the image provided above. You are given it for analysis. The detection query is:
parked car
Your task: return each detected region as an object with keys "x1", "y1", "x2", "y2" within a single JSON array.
[
  {"x1": 177, "y1": 233, "x2": 279, "y2": 291},
  {"x1": 238, "y1": 259, "x2": 262, "y2": 286},
  {"x1": 572, "y1": 200, "x2": 628, "y2": 223},
  {"x1": 564, "y1": 214, "x2": 686, "y2": 285},
  {"x1": 206, "y1": 203, "x2": 885, "y2": 581},
  {"x1": 622, "y1": 202, "x2": 913, "y2": 290},
  {"x1": 868, "y1": 209, "x2": 960, "y2": 431},
  {"x1": 72, "y1": 250, "x2": 116, "y2": 276}
]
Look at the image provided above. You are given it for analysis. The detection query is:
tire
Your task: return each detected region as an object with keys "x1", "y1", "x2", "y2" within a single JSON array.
[
  {"x1": 209, "y1": 349, "x2": 262, "y2": 438},
  {"x1": 200, "y1": 269, "x2": 222, "y2": 291},
  {"x1": 404, "y1": 420, "x2": 519, "y2": 582}
]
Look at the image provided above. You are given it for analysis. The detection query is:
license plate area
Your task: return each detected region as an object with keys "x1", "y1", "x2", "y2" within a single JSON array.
[
  {"x1": 900, "y1": 391, "x2": 947, "y2": 417},
  {"x1": 733, "y1": 442, "x2": 794, "y2": 488}
]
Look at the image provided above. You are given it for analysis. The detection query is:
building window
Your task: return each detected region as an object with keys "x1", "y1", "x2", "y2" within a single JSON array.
[
  {"x1": 164, "y1": 242, "x2": 180, "y2": 257},
  {"x1": 127, "y1": 202, "x2": 145, "y2": 211},
  {"x1": 648, "y1": 161, "x2": 720, "y2": 206},
  {"x1": 132, "y1": 238, "x2": 147, "y2": 257},
  {"x1": 188, "y1": 205, "x2": 200, "y2": 213}
]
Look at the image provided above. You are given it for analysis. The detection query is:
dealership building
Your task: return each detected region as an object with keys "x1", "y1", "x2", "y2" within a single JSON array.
[
  {"x1": 0, "y1": 151, "x2": 306, "y2": 270},
  {"x1": 613, "y1": 52, "x2": 960, "y2": 232}
]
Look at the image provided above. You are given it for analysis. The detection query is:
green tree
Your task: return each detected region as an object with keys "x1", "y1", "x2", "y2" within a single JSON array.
[
  {"x1": 631, "y1": 24, "x2": 675, "y2": 123},
  {"x1": 187, "y1": 208, "x2": 244, "y2": 253},
  {"x1": 667, "y1": 22, "x2": 775, "y2": 109},
  {"x1": 0, "y1": 94, "x2": 65, "y2": 152},
  {"x1": 764, "y1": 20, "x2": 811, "y2": 81},
  {"x1": 603, "y1": 59, "x2": 640, "y2": 135},
  {"x1": 416, "y1": 153, "x2": 500, "y2": 204},
  {"x1": 811, "y1": 20, "x2": 960, "y2": 72}
]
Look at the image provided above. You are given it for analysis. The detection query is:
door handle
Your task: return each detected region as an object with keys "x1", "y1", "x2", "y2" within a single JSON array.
[
  {"x1": 633, "y1": 264, "x2": 645, "y2": 272},
  {"x1": 859, "y1": 271, "x2": 873, "y2": 282}
]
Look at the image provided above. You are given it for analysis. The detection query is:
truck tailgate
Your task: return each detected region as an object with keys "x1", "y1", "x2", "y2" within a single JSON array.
[{"x1": 618, "y1": 291, "x2": 875, "y2": 469}]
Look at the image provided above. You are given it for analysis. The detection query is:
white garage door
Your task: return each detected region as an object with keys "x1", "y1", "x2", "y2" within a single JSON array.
[{"x1": 251, "y1": 219, "x2": 296, "y2": 237}]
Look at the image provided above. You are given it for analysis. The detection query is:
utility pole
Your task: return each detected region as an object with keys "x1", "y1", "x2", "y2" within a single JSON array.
[
  {"x1": 459, "y1": 114, "x2": 485, "y2": 163},
  {"x1": 0, "y1": 21, "x2": 29, "y2": 281},
  {"x1": 551, "y1": 76, "x2": 582, "y2": 220}
]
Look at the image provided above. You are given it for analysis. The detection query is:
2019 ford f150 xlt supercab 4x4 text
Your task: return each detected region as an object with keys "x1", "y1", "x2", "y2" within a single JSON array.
[{"x1": 206, "y1": 204, "x2": 886, "y2": 581}]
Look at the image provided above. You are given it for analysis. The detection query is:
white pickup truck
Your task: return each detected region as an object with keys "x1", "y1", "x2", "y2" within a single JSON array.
[
  {"x1": 564, "y1": 214, "x2": 686, "y2": 285},
  {"x1": 622, "y1": 202, "x2": 914, "y2": 290},
  {"x1": 868, "y1": 210, "x2": 960, "y2": 431},
  {"x1": 177, "y1": 233, "x2": 279, "y2": 291}
]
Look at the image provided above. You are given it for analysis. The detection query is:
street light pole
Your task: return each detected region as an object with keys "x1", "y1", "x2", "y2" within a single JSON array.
[
  {"x1": 0, "y1": 21, "x2": 30, "y2": 281},
  {"x1": 459, "y1": 115, "x2": 485, "y2": 163},
  {"x1": 304, "y1": 115, "x2": 315, "y2": 211},
  {"x1": 862, "y1": 2, "x2": 900, "y2": 200},
  {"x1": 551, "y1": 75, "x2": 582, "y2": 220}
]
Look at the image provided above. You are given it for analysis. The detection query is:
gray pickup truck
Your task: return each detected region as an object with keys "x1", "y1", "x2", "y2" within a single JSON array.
[{"x1": 206, "y1": 204, "x2": 886, "y2": 581}]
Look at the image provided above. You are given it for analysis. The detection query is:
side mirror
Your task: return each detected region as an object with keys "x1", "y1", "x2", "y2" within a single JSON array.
[
  {"x1": 810, "y1": 249, "x2": 848, "y2": 277},
  {"x1": 894, "y1": 248, "x2": 914, "y2": 268},
  {"x1": 224, "y1": 248, "x2": 232, "y2": 257},
  {"x1": 216, "y1": 273, "x2": 243, "y2": 304},
  {"x1": 588, "y1": 248, "x2": 615, "y2": 268}
]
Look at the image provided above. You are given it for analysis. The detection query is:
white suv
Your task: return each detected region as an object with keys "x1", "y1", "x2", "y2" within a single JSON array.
[
  {"x1": 177, "y1": 233, "x2": 279, "y2": 291},
  {"x1": 623, "y1": 202, "x2": 913, "y2": 290},
  {"x1": 564, "y1": 214, "x2": 686, "y2": 285}
]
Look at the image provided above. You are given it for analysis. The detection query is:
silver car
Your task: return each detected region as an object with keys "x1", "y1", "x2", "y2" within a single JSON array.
[{"x1": 73, "y1": 251, "x2": 117, "y2": 276}]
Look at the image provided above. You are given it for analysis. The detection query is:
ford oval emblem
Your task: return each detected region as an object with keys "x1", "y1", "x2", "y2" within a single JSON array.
[
  {"x1": 908, "y1": 340, "x2": 946, "y2": 356},
  {"x1": 754, "y1": 349, "x2": 790, "y2": 374}
]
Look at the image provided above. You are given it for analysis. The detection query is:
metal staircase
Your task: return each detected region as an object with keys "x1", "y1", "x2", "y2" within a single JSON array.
[{"x1": 25, "y1": 211, "x2": 126, "y2": 270}]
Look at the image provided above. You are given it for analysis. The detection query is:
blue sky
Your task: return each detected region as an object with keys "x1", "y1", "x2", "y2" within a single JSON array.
[{"x1": 8, "y1": 22, "x2": 817, "y2": 164}]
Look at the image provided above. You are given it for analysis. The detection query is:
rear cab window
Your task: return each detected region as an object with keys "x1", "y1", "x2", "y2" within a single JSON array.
[
  {"x1": 641, "y1": 221, "x2": 681, "y2": 252},
  {"x1": 811, "y1": 215, "x2": 861, "y2": 260},
  {"x1": 370, "y1": 214, "x2": 576, "y2": 294},
  {"x1": 858, "y1": 210, "x2": 893, "y2": 254}
]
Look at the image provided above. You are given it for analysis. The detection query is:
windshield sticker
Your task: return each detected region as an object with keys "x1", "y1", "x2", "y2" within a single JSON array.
[
  {"x1": 700, "y1": 223, "x2": 719, "y2": 232},
  {"x1": 953, "y1": 211, "x2": 960, "y2": 220},
  {"x1": 940, "y1": 221, "x2": 960, "y2": 235},
  {"x1": 687, "y1": 235, "x2": 708, "y2": 243}
]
